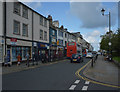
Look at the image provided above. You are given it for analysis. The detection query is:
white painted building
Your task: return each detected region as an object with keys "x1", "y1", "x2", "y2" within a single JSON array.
[
  {"x1": 0, "y1": 0, "x2": 49, "y2": 63},
  {"x1": 0, "y1": 1, "x2": 4, "y2": 63}
]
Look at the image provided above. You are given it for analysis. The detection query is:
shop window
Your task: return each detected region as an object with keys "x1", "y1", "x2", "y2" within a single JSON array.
[
  {"x1": 12, "y1": 47, "x2": 17, "y2": 61},
  {"x1": 22, "y1": 23, "x2": 28, "y2": 36},
  {"x1": 13, "y1": 20, "x2": 20, "y2": 35},
  {"x1": 14, "y1": 2, "x2": 21, "y2": 15},
  {"x1": 22, "y1": 47, "x2": 30, "y2": 60},
  {"x1": 12, "y1": 47, "x2": 22, "y2": 61},
  {"x1": 22, "y1": 6, "x2": 28, "y2": 19}
]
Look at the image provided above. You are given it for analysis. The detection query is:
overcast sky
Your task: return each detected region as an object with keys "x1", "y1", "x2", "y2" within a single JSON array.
[{"x1": 20, "y1": 0, "x2": 118, "y2": 51}]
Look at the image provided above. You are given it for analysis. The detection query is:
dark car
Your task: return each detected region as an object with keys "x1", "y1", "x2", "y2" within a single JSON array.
[{"x1": 70, "y1": 54, "x2": 83, "y2": 63}]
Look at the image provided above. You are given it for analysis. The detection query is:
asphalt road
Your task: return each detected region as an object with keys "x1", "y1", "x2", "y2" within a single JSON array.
[{"x1": 2, "y1": 57, "x2": 119, "y2": 91}]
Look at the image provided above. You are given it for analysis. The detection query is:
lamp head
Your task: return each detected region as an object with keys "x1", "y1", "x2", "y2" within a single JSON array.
[{"x1": 101, "y1": 8, "x2": 105, "y2": 16}]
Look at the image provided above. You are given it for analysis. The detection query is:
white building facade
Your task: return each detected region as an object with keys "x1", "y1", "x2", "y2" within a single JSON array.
[{"x1": 0, "y1": 1, "x2": 49, "y2": 63}]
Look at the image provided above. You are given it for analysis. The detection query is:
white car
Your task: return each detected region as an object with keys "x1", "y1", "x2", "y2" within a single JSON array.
[
  {"x1": 97, "y1": 52, "x2": 101, "y2": 55},
  {"x1": 86, "y1": 53, "x2": 93, "y2": 58}
]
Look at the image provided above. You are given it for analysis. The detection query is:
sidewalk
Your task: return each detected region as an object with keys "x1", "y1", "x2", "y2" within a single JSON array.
[
  {"x1": 83, "y1": 55, "x2": 120, "y2": 86},
  {"x1": 2, "y1": 58, "x2": 67, "y2": 75}
]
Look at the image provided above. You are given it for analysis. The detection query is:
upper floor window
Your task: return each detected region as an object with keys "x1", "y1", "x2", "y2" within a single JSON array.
[
  {"x1": 52, "y1": 30, "x2": 55, "y2": 35},
  {"x1": 44, "y1": 19, "x2": 47, "y2": 27},
  {"x1": 40, "y1": 29, "x2": 43, "y2": 40},
  {"x1": 44, "y1": 31, "x2": 47, "y2": 41},
  {"x1": 14, "y1": 2, "x2": 21, "y2": 15},
  {"x1": 13, "y1": 20, "x2": 20, "y2": 35},
  {"x1": 40, "y1": 16, "x2": 43, "y2": 26},
  {"x1": 65, "y1": 41, "x2": 67, "y2": 46},
  {"x1": 65, "y1": 33, "x2": 67, "y2": 38},
  {"x1": 22, "y1": 6, "x2": 28, "y2": 19},
  {"x1": 58, "y1": 30, "x2": 63, "y2": 37},
  {"x1": 22, "y1": 23, "x2": 28, "y2": 36}
]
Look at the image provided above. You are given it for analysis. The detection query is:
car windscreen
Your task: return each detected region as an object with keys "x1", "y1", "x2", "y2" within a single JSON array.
[
  {"x1": 87, "y1": 53, "x2": 92, "y2": 55},
  {"x1": 72, "y1": 54, "x2": 78, "y2": 58}
]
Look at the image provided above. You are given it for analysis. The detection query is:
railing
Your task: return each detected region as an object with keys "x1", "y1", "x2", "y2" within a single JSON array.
[{"x1": 91, "y1": 54, "x2": 98, "y2": 67}]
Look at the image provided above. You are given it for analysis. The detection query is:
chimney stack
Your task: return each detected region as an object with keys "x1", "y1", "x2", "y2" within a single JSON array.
[{"x1": 47, "y1": 15, "x2": 52, "y2": 25}]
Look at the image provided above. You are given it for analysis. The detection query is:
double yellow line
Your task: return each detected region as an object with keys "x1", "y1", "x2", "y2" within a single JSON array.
[{"x1": 75, "y1": 60, "x2": 120, "y2": 88}]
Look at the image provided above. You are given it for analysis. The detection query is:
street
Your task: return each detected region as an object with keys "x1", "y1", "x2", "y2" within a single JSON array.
[{"x1": 2, "y1": 57, "x2": 119, "y2": 91}]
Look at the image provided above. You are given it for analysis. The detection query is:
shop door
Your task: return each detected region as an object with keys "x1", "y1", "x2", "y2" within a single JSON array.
[{"x1": 7, "y1": 50, "x2": 10, "y2": 62}]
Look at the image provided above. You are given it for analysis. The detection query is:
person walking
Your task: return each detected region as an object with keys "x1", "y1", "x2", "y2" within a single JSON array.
[
  {"x1": 26, "y1": 52, "x2": 30, "y2": 67},
  {"x1": 32, "y1": 52, "x2": 35, "y2": 66},
  {"x1": 4, "y1": 55, "x2": 8, "y2": 67},
  {"x1": 17, "y1": 54, "x2": 21, "y2": 66}
]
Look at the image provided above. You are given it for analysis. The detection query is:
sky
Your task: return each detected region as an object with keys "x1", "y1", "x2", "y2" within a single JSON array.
[{"x1": 19, "y1": 0, "x2": 118, "y2": 51}]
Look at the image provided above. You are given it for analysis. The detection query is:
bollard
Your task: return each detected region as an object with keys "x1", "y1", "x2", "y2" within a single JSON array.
[{"x1": 94, "y1": 57, "x2": 95, "y2": 63}]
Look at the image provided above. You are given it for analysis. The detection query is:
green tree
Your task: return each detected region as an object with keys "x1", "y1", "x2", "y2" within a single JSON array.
[{"x1": 100, "y1": 28, "x2": 120, "y2": 56}]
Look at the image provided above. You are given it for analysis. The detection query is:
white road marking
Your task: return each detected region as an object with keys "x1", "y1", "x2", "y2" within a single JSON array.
[
  {"x1": 74, "y1": 80, "x2": 80, "y2": 84},
  {"x1": 69, "y1": 85, "x2": 76, "y2": 90},
  {"x1": 82, "y1": 86, "x2": 88, "y2": 90},
  {"x1": 85, "y1": 81, "x2": 90, "y2": 85}
]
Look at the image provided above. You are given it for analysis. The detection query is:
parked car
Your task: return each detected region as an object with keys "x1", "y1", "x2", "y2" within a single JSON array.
[
  {"x1": 92, "y1": 51, "x2": 97, "y2": 54},
  {"x1": 97, "y1": 52, "x2": 101, "y2": 55},
  {"x1": 86, "y1": 53, "x2": 93, "y2": 58},
  {"x1": 70, "y1": 54, "x2": 83, "y2": 63}
]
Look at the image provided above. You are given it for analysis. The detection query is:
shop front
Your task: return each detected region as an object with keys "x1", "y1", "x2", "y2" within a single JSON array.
[
  {"x1": 50, "y1": 46, "x2": 57, "y2": 61},
  {"x1": 57, "y1": 46, "x2": 64, "y2": 59},
  {"x1": 6, "y1": 38, "x2": 32, "y2": 63},
  {"x1": 12, "y1": 46, "x2": 31, "y2": 62},
  {"x1": 0, "y1": 38, "x2": 3, "y2": 63},
  {"x1": 37, "y1": 42, "x2": 49, "y2": 62}
]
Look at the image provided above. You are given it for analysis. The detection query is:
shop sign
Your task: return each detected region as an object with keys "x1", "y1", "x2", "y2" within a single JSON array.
[
  {"x1": 34, "y1": 42, "x2": 37, "y2": 46},
  {"x1": 11, "y1": 38, "x2": 17, "y2": 42},
  {"x1": 11, "y1": 38, "x2": 17, "y2": 45},
  {"x1": 47, "y1": 46, "x2": 49, "y2": 49},
  {"x1": 52, "y1": 37, "x2": 56, "y2": 43},
  {"x1": 40, "y1": 44, "x2": 45, "y2": 47}
]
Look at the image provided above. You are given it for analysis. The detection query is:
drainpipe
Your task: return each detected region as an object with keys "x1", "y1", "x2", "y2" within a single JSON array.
[
  {"x1": 32, "y1": 12, "x2": 34, "y2": 63},
  {"x1": 3, "y1": 1, "x2": 6, "y2": 56}
]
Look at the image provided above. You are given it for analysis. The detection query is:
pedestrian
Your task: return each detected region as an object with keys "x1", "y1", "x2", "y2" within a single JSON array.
[
  {"x1": 41, "y1": 53, "x2": 45, "y2": 63},
  {"x1": 26, "y1": 52, "x2": 30, "y2": 67},
  {"x1": 17, "y1": 54, "x2": 21, "y2": 66},
  {"x1": 4, "y1": 55, "x2": 8, "y2": 67},
  {"x1": 32, "y1": 52, "x2": 35, "y2": 66}
]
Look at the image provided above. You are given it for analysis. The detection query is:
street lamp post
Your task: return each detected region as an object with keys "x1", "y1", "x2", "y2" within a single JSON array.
[{"x1": 101, "y1": 8, "x2": 112, "y2": 61}]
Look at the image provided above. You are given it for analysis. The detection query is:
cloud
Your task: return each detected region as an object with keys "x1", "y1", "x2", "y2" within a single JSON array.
[
  {"x1": 83, "y1": 30, "x2": 100, "y2": 43},
  {"x1": 70, "y1": 2, "x2": 117, "y2": 28},
  {"x1": 83, "y1": 30, "x2": 100, "y2": 51},
  {"x1": 91, "y1": 30, "x2": 100, "y2": 36}
]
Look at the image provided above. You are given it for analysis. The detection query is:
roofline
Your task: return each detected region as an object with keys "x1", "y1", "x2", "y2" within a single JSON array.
[{"x1": 17, "y1": 1, "x2": 49, "y2": 20}]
